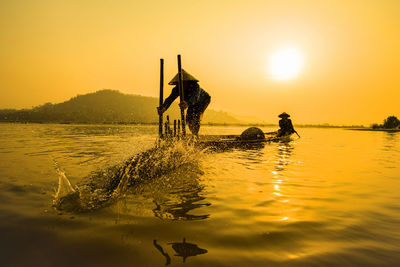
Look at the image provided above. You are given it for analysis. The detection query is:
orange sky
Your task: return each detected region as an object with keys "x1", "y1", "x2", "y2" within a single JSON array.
[{"x1": 1, "y1": 0, "x2": 399, "y2": 125}]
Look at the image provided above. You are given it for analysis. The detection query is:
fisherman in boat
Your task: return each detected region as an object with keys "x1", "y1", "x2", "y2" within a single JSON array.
[
  {"x1": 277, "y1": 112, "x2": 296, "y2": 137},
  {"x1": 157, "y1": 69, "x2": 211, "y2": 136}
]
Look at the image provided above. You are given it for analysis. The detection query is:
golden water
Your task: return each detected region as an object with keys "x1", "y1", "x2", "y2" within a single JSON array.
[{"x1": 0, "y1": 124, "x2": 399, "y2": 266}]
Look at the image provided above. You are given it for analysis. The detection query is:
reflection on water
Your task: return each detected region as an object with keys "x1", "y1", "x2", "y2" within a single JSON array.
[
  {"x1": 147, "y1": 163, "x2": 211, "y2": 221},
  {"x1": 108, "y1": 156, "x2": 210, "y2": 221},
  {"x1": 274, "y1": 141, "x2": 294, "y2": 172},
  {"x1": 153, "y1": 240, "x2": 171, "y2": 265},
  {"x1": 2, "y1": 124, "x2": 400, "y2": 266},
  {"x1": 207, "y1": 141, "x2": 266, "y2": 153},
  {"x1": 238, "y1": 146, "x2": 265, "y2": 164},
  {"x1": 378, "y1": 132, "x2": 400, "y2": 170},
  {"x1": 152, "y1": 193, "x2": 210, "y2": 221},
  {"x1": 169, "y1": 238, "x2": 208, "y2": 263},
  {"x1": 383, "y1": 132, "x2": 398, "y2": 151},
  {"x1": 272, "y1": 141, "x2": 294, "y2": 221},
  {"x1": 154, "y1": 238, "x2": 208, "y2": 265}
]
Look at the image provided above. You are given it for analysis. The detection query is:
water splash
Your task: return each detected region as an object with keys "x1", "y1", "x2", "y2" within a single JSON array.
[
  {"x1": 53, "y1": 140, "x2": 204, "y2": 212},
  {"x1": 53, "y1": 160, "x2": 81, "y2": 212}
]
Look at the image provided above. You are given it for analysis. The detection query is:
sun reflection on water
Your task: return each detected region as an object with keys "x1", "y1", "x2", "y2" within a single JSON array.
[{"x1": 271, "y1": 142, "x2": 295, "y2": 222}]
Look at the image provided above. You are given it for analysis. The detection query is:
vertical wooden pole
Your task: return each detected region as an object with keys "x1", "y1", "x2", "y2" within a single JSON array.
[
  {"x1": 159, "y1": 59, "x2": 164, "y2": 138},
  {"x1": 177, "y1": 55, "x2": 186, "y2": 136},
  {"x1": 174, "y1": 120, "x2": 177, "y2": 137},
  {"x1": 166, "y1": 116, "x2": 170, "y2": 137},
  {"x1": 178, "y1": 119, "x2": 181, "y2": 138}
]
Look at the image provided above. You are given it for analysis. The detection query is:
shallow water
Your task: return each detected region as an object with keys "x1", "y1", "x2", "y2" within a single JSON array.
[{"x1": 0, "y1": 123, "x2": 400, "y2": 266}]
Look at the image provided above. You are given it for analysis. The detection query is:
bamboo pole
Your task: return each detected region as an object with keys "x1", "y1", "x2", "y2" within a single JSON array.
[
  {"x1": 174, "y1": 120, "x2": 177, "y2": 137},
  {"x1": 159, "y1": 59, "x2": 164, "y2": 138},
  {"x1": 178, "y1": 119, "x2": 181, "y2": 139},
  {"x1": 167, "y1": 115, "x2": 171, "y2": 137},
  {"x1": 177, "y1": 55, "x2": 186, "y2": 136}
]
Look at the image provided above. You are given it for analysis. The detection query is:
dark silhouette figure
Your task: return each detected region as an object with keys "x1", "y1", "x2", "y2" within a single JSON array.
[
  {"x1": 277, "y1": 112, "x2": 296, "y2": 137},
  {"x1": 168, "y1": 238, "x2": 208, "y2": 263},
  {"x1": 158, "y1": 69, "x2": 211, "y2": 136}
]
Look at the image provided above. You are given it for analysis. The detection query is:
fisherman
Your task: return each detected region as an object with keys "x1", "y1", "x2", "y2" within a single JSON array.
[
  {"x1": 277, "y1": 112, "x2": 296, "y2": 137},
  {"x1": 157, "y1": 69, "x2": 211, "y2": 136}
]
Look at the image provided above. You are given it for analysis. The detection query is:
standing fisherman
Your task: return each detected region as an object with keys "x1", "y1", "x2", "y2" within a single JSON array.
[
  {"x1": 277, "y1": 112, "x2": 298, "y2": 137},
  {"x1": 157, "y1": 69, "x2": 211, "y2": 136}
]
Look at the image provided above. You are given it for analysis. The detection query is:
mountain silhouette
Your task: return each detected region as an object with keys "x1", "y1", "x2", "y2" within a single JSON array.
[{"x1": 0, "y1": 89, "x2": 242, "y2": 124}]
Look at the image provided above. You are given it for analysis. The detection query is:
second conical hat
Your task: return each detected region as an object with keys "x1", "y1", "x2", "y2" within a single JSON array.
[
  {"x1": 168, "y1": 69, "x2": 199, "y2": 85},
  {"x1": 278, "y1": 112, "x2": 290, "y2": 118}
]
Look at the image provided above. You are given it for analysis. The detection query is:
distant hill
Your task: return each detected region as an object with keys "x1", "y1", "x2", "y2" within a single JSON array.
[{"x1": 0, "y1": 89, "x2": 243, "y2": 124}]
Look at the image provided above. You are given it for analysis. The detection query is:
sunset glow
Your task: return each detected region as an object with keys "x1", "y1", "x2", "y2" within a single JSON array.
[
  {"x1": 0, "y1": 0, "x2": 399, "y2": 125},
  {"x1": 268, "y1": 47, "x2": 304, "y2": 81},
  {"x1": 1, "y1": 1, "x2": 400, "y2": 266}
]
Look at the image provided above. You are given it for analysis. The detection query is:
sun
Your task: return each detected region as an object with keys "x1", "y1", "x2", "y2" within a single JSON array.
[{"x1": 268, "y1": 47, "x2": 304, "y2": 81}]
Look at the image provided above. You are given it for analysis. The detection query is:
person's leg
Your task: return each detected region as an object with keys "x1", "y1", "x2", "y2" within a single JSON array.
[
  {"x1": 186, "y1": 107, "x2": 197, "y2": 136},
  {"x1": 186, "y1": 106, "x2": 194, "y2": 126},
  {"x1": 186, "y1": 95, "x2": 211, "y2": 136},
  {"x1": 198, "y1": 95, "x2": 211, "y2": 116},
  {"x1": 194, "y1": 95, "x2": 211, "y2": 135},
  {"x1": 187, "y1": 112, "x2": 200, "y2": 136}
]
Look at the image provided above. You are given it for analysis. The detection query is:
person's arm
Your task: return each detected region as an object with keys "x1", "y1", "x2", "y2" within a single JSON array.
[
  {"x1": 288, "y1": 119, "x2": 295, "y2": 132},
  {"x1": 288, "y1": 119, "x2": 300, "y2": 137},
  {"x1": 160, "y1": 86, "x2": 179, "y2": 111}
]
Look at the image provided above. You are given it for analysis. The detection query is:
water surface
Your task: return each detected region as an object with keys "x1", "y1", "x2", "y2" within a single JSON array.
[{"x1": 0, "y1": 124, "x2": 399, "y2": 266}]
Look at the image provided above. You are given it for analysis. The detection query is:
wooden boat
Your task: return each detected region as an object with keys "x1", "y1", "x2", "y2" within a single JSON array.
[{"x1": 197, "y1": 131, "x2": 292, "y2": 150}]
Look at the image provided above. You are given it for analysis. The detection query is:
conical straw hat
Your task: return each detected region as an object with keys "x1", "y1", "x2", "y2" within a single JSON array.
[
  {"x1": 278, "y1": 112, "x2": 290, "y2": 118},
  {"x1": 169, "y1": 69, "x2": 199, "y2": 85}
]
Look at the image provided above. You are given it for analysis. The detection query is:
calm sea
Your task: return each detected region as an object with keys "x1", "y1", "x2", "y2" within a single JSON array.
[{"x1": 0, "y1": 123, "x2": 399, "y2": 266}]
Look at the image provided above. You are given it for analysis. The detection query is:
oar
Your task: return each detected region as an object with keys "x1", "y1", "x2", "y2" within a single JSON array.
[{"x1": 294, "y1": 130, "x2": 300, "y2": 138}]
